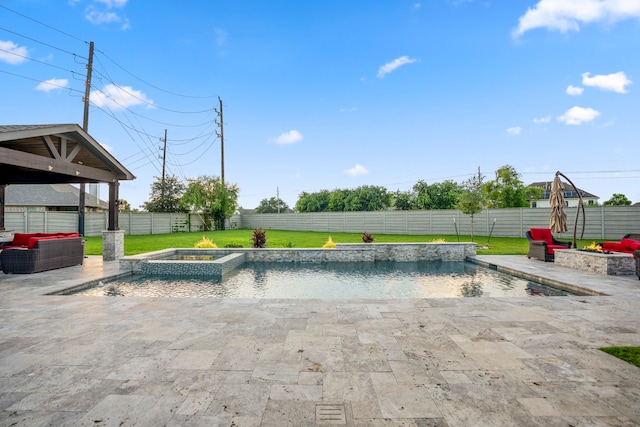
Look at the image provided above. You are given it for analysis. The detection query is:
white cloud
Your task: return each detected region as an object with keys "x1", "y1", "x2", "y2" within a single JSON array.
[
  {"x1": 566, "y1": 85, "x2": 584, "y2": 96},
  {"x1": 95, "y1": 0, "x2": 128, "y2": 7},
  {"x1": 513, "y1": 0, "x2": 640, "y2": 37},
  {"x1": 85, "y1": 9, "x2": 120, "y2": 24},
  {"x1": 533, "y1": 115, "x2": 552, "y2": 124},
  {"x1": 85, "y1": 0, "x2": 129, "y2": 29},
  {"x1": 582, "y1": 71, "x2": 632, "y2": 93},
  {"x1": 0, "y1": 40, "x2": 28, "y2": 64},
  {"x1": 339, "y1": 107, "x2": 357, "y2": 113},
  {"x1": 35, "y1": 78, "x2": 69, "y2": 92},
  {"x1": 413, "y1": 3, "x2": 422, "y2": 10},
  {"x1": 345, "y1": 164, "x2": 368, "y2": 176},
  {"x1": 90, "y1": 84, "x2": 153, "y2": 110},
  {"x1": 269, "y1": 130, "x2": 303, "y2": 145},
  {"x1": 507, "y1": 126, "x2": 522, "y2": 136},
  {"x1": 377, "y1": 56, "x2": 417, "y2": 78},
  {"x1": 214, "y1": 28, "x2": 228, "y2": 46},
  {"x1": 557, "y1": 106, "x2": 600, "y2": 125}
]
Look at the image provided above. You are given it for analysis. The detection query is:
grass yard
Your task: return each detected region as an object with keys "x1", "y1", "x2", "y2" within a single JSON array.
[
  {"x1": 600, "y1": 347, "x2": 640, "y2": 368},
  {"x1": 82, "y1": 229, "x2": 594, "y2": 256}
]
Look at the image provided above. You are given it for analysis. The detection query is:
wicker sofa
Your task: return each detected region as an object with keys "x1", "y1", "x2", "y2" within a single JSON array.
[
  {"x1": 0, "y1": 233, "x2": 84, "y2": 274},
  {"x1": 526, "y1": 228, "x2": 572, "y2": 262}
]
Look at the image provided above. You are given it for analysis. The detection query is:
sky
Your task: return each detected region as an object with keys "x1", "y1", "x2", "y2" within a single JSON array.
[{"x1": 1, "y1": 0, "x2": 640, "y2": 210}]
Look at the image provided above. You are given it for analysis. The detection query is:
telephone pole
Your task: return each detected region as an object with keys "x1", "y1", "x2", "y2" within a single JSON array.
[
  {"x1": 79, "y1": 41, "x2": 94, "y2": 236},
  {"x1": 217, "y1": 97, "x2": 225, "y2": 186},
  {"x1": 160, "y1": 129, "x2": 167, "y2": 200}
]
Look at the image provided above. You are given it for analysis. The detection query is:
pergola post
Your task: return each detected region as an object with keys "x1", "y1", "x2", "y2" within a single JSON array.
[
  {"x1": 0, "y1": 184, "x2": 5, "y2": 231},
  {"x1": 108, "y1": 180, "x2": 119, "y2": 231}
]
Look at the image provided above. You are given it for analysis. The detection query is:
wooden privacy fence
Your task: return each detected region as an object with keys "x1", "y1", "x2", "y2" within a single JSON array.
[{"x1": 4, "y1": 207, "x2": 640, "y2": 240}]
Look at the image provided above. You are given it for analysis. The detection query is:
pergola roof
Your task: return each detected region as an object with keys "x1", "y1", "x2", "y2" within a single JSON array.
[{"x1": 0, "y1": 124, "x2": 135, "y2": 185}]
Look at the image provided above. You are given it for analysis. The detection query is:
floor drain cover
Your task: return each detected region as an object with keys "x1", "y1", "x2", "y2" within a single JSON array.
[{"x1": 316, "y1": 404, "x2": 346, "y2": 424}]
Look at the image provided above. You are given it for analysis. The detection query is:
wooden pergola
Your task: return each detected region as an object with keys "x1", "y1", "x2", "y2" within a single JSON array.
[{"x1": 0, "y1": 124, "x2": 135, "y2": 232}]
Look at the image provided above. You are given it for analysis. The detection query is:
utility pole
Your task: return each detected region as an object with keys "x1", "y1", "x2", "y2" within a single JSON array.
[
  {"x1": 79, "y1": 41, "x2": 94, "y2": 236},
  {"x1": 160, "y1": 129, "x2": 167, "y2": 201},
  {"x1": 217, "y1": 97, "x2": 225, "y2": 186},
  {"x1": 215, "y1": 98, "x2": 226, "y2": 230}
]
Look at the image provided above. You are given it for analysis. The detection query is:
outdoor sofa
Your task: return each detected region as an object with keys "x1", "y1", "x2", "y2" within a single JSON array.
[
  {"x1": 526, "y1": 228, "x2": 572, "y2": 262},
  {"x1": 598, "y1": 234, "x2": 640, "y2": 255},
  {"x1": 597, "y1": 234, "x2": 640, "y2": 280},
  {"x1": 0, "y1": 232, "x2": 84, "y2": 274}
]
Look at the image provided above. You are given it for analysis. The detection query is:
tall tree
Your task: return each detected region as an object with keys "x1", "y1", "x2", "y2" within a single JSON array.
[
  {"x1": 142, "y1": 175, "x2": 187, "y2": 213},
  {"x1": 295, "y1": 190, "x2": 331, "y2": 212},
  {"x1": 603, "y1": 193, "x2": 632, "y2": 206},
  {"x1": 456, "y1": 168, "x2": 486, "y2": 242},
  {"x1": 483, "y1": 165, "x2": 542, "y2": 208},
  {"x1": 393, "y1": 190, "x2": 414, "y2": 210},
  {"x1": 180, "y1": 176, "x2": 239, "y2": 230},
  {"x1": 412, "y1": 180, "x2": 461, "y2": 210},
  {"x1": 255, "y1": 197, "x2": 290, "y2": 213}
]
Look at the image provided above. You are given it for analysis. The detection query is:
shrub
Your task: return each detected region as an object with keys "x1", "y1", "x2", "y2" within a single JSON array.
[
  {"x1": 224, "y1": 243, "x2": 244, "y2": 248},
  {"x1": 362, "y1": 232, "x2": 374, "y2": 243},
  {"x1": 431, "y1": 238, "x2": 446, "y2": 243},
  {"x1": 194, "y1": 236, "x2": 217, "y2": 248},
  {"x1": 251, "y1": 228, "x2": 267, "y2": 248},
  {"x1": 322, "y1": 236, "x2": 336, "y2": 248},
  {"x1": 283, "y1": 241, "x2": 295, "y2": 248}
]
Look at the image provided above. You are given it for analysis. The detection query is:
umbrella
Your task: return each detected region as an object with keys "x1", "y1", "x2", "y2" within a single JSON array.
[{"x1": 549, "y1": 175, "x2": 567, "y2": 234}]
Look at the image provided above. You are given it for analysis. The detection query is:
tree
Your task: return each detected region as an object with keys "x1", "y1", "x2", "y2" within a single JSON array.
[
  {"x1": 295, "y1": 190, "x2": 331, "y2": 212},
  {"x1": 142, "y1": 175, "x2": 187, "y2": 213},
  {"x1": 603, "y1": 193, "x2": 632, "y2": 206},
  {"x1": 483, "y1": 165, "x2": 542, "y2": 208},
  {"x1": 393, "y1": 190, "x2": 414, "y2": 210},
  {"x1": 180, "y1": 176, "x2": 239, "y2": 230},
  {"x1": 344, "y1": 185, "x2": 391, "y2": 211},
  {"x1": 255, "y1": 197, "x2": 290, "y2": 213},
  {"x1": 411, "y1": 180, "x2": 461, "y2": 210},
  {"x1": 456, "y1": 168, "x2": 486, "y2": 242}
]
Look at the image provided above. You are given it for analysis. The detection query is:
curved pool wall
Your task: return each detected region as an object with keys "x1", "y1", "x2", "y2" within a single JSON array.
[{"x1": 118, "y1": 242, "x2": 477, "y2": 277}]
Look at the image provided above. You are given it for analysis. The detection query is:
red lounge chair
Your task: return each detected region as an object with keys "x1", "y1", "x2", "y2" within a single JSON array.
[{"x1": 526, "y1": 228, "x2": 572, "y2": 262}]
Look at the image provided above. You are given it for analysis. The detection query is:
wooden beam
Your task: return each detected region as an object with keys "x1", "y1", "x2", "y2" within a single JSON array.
[{"x1": 0, "y1": 147, "x2": 122, "y2": 182}]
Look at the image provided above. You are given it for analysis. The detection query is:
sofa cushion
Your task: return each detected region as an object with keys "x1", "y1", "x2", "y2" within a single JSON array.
[
  {"x1": 547, "y1": 245, "x2": 569, "y2": 255},
  {"x1": 621, "y1": 238, "x2": 640, "y2": 252},
  {"x1": 12, "y1": 233, "x2": 33, "y2": 246},
  {"x1": 27, "y1": 236, "x2": 57, "y2": 249},
  {"x1": 530, "y1": 228, "x2": 553, "y2": 245},
  {"x1": 602, "y1": 242, "x2": 624, "y2": 252}
]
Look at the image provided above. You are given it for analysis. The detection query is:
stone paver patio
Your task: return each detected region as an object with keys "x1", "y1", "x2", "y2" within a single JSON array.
[{"x1": 0, "y1": 255, "x2": 639, "y2": 426}]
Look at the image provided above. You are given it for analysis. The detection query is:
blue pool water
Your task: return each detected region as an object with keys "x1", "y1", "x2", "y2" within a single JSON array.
[{"x1": 67, "y1": 260, "x2": 574, "y2": 299}]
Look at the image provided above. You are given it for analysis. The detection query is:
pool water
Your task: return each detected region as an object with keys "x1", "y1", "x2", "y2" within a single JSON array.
[{"x1": 68, "y1": 260, "x2": 573, "y2": 299}]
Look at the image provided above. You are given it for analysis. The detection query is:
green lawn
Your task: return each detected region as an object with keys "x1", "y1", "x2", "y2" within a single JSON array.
[
  {"x1": 600, "y1": 347, "x2": 640, "y2": 368},
  {"x1": 82, "y1": 229, "x2": 594, "y2": 256}
]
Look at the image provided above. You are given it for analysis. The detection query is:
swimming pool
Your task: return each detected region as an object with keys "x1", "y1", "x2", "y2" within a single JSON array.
[{"x1": 66, "y1": 260, "x2": 574, "y2": 299}]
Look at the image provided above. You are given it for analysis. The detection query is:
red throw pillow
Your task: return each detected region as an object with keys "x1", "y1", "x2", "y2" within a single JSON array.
[
  {"x1": 12, "y1": 233, "x2": 33, "y2": 246},
  {"x1": 621, "y1": 238, "x2": 640, "y2": 252}
]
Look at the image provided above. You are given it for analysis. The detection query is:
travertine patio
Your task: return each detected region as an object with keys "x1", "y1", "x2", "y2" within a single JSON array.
[{"x1": 0, "y1": 255, "x2": 638, "y2": 426}]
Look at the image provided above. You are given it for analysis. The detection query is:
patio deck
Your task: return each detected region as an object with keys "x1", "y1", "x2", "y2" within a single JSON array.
[{"x1": 0, "y1": 255, "x2": 638, "y2": 426}]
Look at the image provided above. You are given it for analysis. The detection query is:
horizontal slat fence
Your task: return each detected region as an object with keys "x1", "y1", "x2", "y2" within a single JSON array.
[{"x1": 4, "y1": 207, "x2": 640, "y2": 240}]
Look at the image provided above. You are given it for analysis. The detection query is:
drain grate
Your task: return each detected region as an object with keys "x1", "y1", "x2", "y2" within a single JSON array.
[{"x1": 316, "y1": 404, "x2": 346, "y2": 424}]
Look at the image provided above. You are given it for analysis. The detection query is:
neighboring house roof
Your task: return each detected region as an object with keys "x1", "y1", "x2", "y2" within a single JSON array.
[
  {"x1": 528, "y1": 181, "x2": 598, "y2": 200},
  {"x1": 5, "y1": 183, "x2": 108, "y2": 209}
]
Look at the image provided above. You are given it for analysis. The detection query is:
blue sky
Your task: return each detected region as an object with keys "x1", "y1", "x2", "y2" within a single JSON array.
[{"x1": 2, "y1": 0, "x2": 640, "y2": 209}]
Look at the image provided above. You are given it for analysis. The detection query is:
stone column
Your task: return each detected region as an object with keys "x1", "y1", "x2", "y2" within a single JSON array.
[{"x1": 102, "y1": 229, "x2": 125, "y2": 261}]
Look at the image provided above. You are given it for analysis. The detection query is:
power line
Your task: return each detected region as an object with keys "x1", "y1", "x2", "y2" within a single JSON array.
[
  {"x1": 96, "y1": 50, "x2": 218, "y2": 99},
  {"x1": 0, "y1": 26, "x2": 87, "y2": 60},
  {"x1": 0, "y1": 4, "x2": 87, "y2": 44}
]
